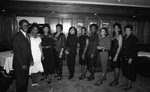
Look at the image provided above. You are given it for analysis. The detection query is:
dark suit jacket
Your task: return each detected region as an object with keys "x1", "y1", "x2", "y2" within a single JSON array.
[
  {"x1": 13, "y1": 31, "x2": 33, "y2": 70},
  {"x1": 122, "y1": 34, "x2": 138, "y2": 60}
]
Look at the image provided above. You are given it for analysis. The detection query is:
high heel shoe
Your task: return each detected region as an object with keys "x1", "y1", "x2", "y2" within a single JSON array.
[
  {"x1": 31, "y1": 83, "x2": 39, "y2": 87},
  {"x1": 47, "y1": 78, "x2": 51, "y2": 84},
  {"x1": 57, "y1": 76, "x2": 62, "y2": 80},
  {"x1": 68, "y1": 75, "x2": 74, "y2": 79},
  {"x1": 87, "y1": 76, "x2": 91, "y2": 79},
  {"x1": 121, "y1": 82, "x2": 127, "y2": 87},
  {"x1": 122, "y1": 85, "x2": 132, "y2": 90},
  {"x1": 87, "y1": 76, "x2": 95, "y2": 81},
  {"x1": 109, "y1": 81, "x2": 114, "y2": 86},
  {"x1": 103, "y1": 77, "x2": 107, "y2": 81},
  {"x1": 94, "y1": 81, "x2": 103, "y2": 86},
  {"x1": 109, "y1": 81, "x2": 119, "y2": 87},
  {"x1": 78, "y1": 76, "x2": 85, "y2": 80},
  {"x1": 95, "y1": 75, "x2": 106, "y2": 86}
]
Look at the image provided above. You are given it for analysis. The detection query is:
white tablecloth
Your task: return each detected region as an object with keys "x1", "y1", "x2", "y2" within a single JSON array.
[
  {"x1": 0, "y1": 51, "x2": 13, "y2": 73},
  {"x1": 138, "y1": 51, "x2": 150, "y2": 58}
]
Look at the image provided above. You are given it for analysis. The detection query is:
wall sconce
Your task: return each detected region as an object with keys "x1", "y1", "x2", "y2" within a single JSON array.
[
  {"x1": 94, "y1": 13, "x2": 97, "y2": 16},
  {"x1": 2, "y1": 9, "x2": 5, "y2": 12},
  {"x1": 116, "y1": 0, "x2": 122, "y2": 2},
  {"x1": 51, "y1": 11, "x2": 55, "y2": 14}
]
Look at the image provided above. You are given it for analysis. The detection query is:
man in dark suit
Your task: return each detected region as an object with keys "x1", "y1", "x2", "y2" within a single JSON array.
[{"x1": 13, "y1": 19, "x2": 33, "y2": 92}]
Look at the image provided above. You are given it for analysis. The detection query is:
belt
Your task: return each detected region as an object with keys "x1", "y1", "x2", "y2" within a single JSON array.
[
  {"x1": 42, "y1": 46, "x2": 51, "y2": 49},
  {"x1": 98, "y1": 49, "x2": 109, "y2": 52}
]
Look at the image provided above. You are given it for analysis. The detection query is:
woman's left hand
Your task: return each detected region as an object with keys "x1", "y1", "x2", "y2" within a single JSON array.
[
  {"x1": 128, "y1": 58, "x2": 132, "y2": 64},
  {"x1": 59, "y1": 53, "x2": 62, "y2": 58},
  {"x1": 41, "y1": 54, "x2": 45, "y2": 60},
  {"x1": 82, "y1": 54, "x2": 85, "y2": 60},
  {"x1": 30, "y1": 60, "x2": 34, "y2": 66},
  {"x1": 65, "y1": 50, "x2": 69, "y2": 55}
]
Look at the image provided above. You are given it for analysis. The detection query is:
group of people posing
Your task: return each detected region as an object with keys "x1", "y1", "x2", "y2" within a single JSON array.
[{"x1": 12, "y1": 19, "x2": 138, "y2": 92}]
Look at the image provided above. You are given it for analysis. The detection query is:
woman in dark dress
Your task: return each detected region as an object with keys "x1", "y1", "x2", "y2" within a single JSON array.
[
  {"x1": 65, "y1": 26, "x2": 78, "y2": 79},
  {"x1": 78, "y1": 27, "x2": 89, "y2": 80},
  {"x1": 109, "y1": 23, "x2": 123, "y2": 86},
  {"x1": 121, "y1": 25, "x2": 138, "y2": 90},
  {"x1": 53, "y1": 24, "x2": 66, "y2": 80},
  {"x1": 41, "y1": 24, "x2": 55, "y2": 84},
  {"x1": 86, "y1": 24, "x2": 99, "y2": 81},
  {"x1": 95, "y1": 27, "x2": 111, "y2": 86}
]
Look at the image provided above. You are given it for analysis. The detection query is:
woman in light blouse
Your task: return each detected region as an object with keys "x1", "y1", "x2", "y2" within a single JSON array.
[{"x1": 95, "y1": 27, "x2": 111, "y2": 86}]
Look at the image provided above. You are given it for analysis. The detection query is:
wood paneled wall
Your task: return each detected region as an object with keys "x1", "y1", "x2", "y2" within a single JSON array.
[{"x1": 0, "y1": 1, "x2": 150, "y2": 45}]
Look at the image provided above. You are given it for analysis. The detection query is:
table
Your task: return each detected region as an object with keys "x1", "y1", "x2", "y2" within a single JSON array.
[
  {"x1": 138, "y1": 51, "x2": 150, "y2": 58},
  {"x1": 0, "y1": 51, "x2": 13, "y2": 73},
  {"x1": 138, "y1": 51, "x2": 150, "y2": 77}
]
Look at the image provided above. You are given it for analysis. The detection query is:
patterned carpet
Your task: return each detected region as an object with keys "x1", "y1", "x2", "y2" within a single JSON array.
[{"x1": 6, "y1": 66, "x2": 150, "y2": 92}]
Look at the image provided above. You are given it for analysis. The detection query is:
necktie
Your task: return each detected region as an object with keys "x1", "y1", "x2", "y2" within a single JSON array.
[{"x1": 26, "y1": 34, "x2": 30, "y2": 42}]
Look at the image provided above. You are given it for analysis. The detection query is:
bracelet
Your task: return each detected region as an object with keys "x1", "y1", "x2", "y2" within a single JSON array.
[{"x1": 103, "y1": 49, "x2": 105, "y2": 51}]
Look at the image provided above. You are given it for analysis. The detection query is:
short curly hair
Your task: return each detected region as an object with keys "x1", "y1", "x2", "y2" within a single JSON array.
[
  {"x1": 124, "y1": 24, "x2": 133, "y2": 31},
  {"x1": 100, "y1": 27, "x2": 109, "y2": 36}
]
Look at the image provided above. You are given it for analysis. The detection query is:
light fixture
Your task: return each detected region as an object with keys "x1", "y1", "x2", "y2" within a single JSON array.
[
  {"x1": 133, "y1": 15, "x2": 136, "y2": 18},
  {"x1": 116, "y1": 0, "x2": 122, "y2": 3},
  {"x1": 94, "y1": 13, "x2": 97, "y2": 16},
  {"x1": 51, "y1": 11, "x2": 55, "y2": 14},
  {"x1": 2, "y1": 9, "x2": 5, "y2": 12}
]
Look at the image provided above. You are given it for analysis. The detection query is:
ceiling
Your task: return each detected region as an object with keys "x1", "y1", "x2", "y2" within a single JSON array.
[
  {"x1": 19, "y1": 0, "x2": 150, "y2": 8},
  {"x1": 1, "y1": 0, "x2": 150, "y2": 19}
]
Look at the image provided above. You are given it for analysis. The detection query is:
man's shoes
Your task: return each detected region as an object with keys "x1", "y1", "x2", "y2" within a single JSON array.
[{"x1": 109, "y1": 80, "x2": 119, "y2": 86}]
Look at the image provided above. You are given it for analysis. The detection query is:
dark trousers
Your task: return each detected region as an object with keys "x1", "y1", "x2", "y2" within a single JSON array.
[
  {"x1": 42, "y1": 48, "x2": 55, "y2": 75},
  {"x1": 67, "y1": 50, "x2": 76, "y2": 77},
  {"x1": 14, "y1": 67, "x2": 29, "y2": 92},
  {"x1": 55, "y1": 52, "x2": 63, "y2": 77},
  {"x1": 0, "y1": 70, "x2": 14, "y2": 92}
]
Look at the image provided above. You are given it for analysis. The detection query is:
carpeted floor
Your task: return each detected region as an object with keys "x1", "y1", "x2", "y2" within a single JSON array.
[{"x1": 6, "y1": 66, "x2": 150, "y2": 92}]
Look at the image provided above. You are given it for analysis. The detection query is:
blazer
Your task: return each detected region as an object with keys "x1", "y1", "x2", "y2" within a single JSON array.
[
  {"x1": 13, "y1": 31, "x2": 33, "y2": 70},
  {"x1": 53, "y1": 33, "x2": 66, "y2": 53},
  {"x1": 121, "y1": 34, "x2": 138, "y2": 59}
]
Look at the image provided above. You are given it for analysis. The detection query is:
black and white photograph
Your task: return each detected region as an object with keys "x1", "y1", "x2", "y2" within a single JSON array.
[{"x1": 0, "y1": 0, "x2": 150, "y2": 92}]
